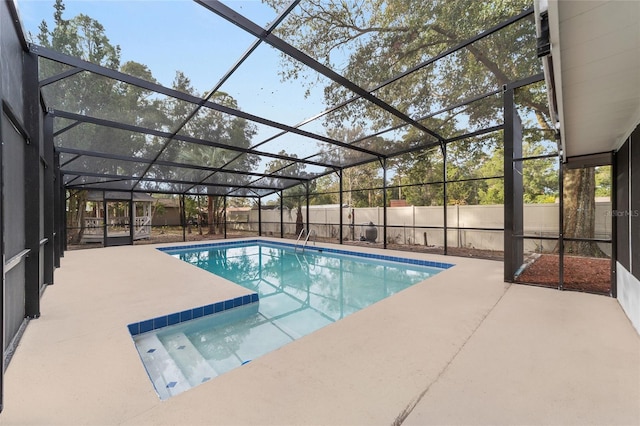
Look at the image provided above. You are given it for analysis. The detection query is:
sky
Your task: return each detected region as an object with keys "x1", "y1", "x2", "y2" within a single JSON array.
[{"x1": 16, "y1": 0, "x2": 273, "y2": 90}]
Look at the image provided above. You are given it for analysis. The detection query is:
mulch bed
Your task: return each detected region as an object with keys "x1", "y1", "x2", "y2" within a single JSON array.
[{"x1": 516, "y1": 254, "x2": 611, "y2": 295}]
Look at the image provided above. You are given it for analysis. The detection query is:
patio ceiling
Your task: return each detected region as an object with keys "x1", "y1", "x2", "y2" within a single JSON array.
[
  {"x1": 545, "y1": 0, "x2": 640, "y2": 158},
  {"x1": 30, "y1": 0, "x2": 543, "y2": 198}
]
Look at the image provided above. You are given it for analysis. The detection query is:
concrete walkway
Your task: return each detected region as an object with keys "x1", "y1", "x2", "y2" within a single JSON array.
[{"x1": 1, "y1": 239, "x2": 638, "y2": 425}]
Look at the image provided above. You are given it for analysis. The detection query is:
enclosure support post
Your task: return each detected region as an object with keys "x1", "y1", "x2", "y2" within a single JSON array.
[
  {"x1": 223, "y1": 196, "x2": 227, "y2": 239},
  {"x1": 196, "y1": 195, "x2": 202, "y2": 235},
  {"x1": 610, "y1": 151, "x2": 617, "y2": 298},
  {"x1": 383, "y1": 158, "x2": 388, "y2": 249},
  {"x1": 0, "y1": 72, "x2": 4, "y2": 415},
  {"x1": 53, "y1": 152, "x2": 62, "y2": 267},
  {"x1": 442, "y1": 144, "x2": 448, "y2": 255},
  {"x1": 503, "y1": 86, "x2": 524, "y2": 282},
  {"x1": 258, "y1": 196, "x2": 262, "y2": 237},
  {"x1": 43, "y1": 114, "x2": 55, "y2": 285},
  {"x1": 305, "y1": 182, "x2": 310, "y2": 233},
  {"x1": 58, "y1": 187, "x2": 69, "y2": 253},
  {"x1": 129, "y1": 193, "x2": 134, "y2": 243},
  {"x1": 62, "y1": 186, "x2": 68, "y2": 253},
  {"x1": 24, "y1": 50, "x2": 41, "y2": 318},
  {"x1": 558, "y1": 161, "x2": 564, "y2": 290},
  {"x1": 279, "y1": 191, "x2": 284, "y2": 238},
  {"x1": 180, "y1": 194, "x2": 186, "y2": 242},
  {"x1": 339, "y1": 169, "x2": 343, "y2": 244},
  {"x1": 102, "y1": 191, "x2": 107, "y2": 245}
]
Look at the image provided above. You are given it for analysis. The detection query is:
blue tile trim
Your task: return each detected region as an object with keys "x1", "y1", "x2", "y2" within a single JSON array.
[
  {"x1": 203, "y1": 304, "x2": 214, "y2": 316},
  {"x1": 180, "y1": 310, "x2": 192, "y2": 322},
  {"x1": 127, "y1": 293, "x2": 259, "y2": 337},
  {"x1": 158, "y1": 239, "x2": 455, "y2": 270},
  {"x1": 168, "y1": 313, "x2": 179, "y2": 326},
  {"x1": 140, "y1": 319, "x2": 153, "y2": 334},
  {"x1": 153, "y1": 316, "x2": 167, "y2": 329},
  {"x1": 127, "y1": 323, "x2": 139, "y2": 335}
]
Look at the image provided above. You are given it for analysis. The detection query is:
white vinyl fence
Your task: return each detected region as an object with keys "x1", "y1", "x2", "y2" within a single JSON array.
[{"x1": 227, "y1": 202, "x2": 612, "y2": 254}]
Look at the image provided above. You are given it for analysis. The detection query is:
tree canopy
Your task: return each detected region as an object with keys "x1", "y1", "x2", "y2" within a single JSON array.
[{"x1": 262, "y1": 0, "x2": 557, "y2": 206}]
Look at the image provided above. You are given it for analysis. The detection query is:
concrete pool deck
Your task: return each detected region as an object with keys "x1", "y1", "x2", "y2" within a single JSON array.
[{"x1": 1, "y1": 238, "x2": 638, "y2": 425}]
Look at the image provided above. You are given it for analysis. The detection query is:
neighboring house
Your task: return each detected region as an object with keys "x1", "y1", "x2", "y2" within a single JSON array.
[{"x1": 227, "y1": 206, "x2": 252, "y2": 223}]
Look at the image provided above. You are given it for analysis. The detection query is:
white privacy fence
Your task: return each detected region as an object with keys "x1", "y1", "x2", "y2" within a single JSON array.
[{"x1": 227, "y1": 202, "x2": 613, "y2": 253}]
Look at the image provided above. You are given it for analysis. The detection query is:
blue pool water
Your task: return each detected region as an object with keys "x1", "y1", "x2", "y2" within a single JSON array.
[{"x1": 132, "y1": 241, "x2": 449, "y2": 399}]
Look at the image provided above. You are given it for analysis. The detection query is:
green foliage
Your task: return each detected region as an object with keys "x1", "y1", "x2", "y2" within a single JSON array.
[
  {"x1": 342, "y1": 162, "x2": 384, "y2": 207},
  {"x1": 264, "y1": 0, "x2": 555, "y2": 207},
  {"x1": 266, "y1": 151, "x2": 313, "y2": 210},
  {"x1": 43, "y1": 0, "x2": 256, "y2": 235},
  {"x1": 386, "y1": 132, "x2": 558, "y2": 206},
  {"x1": 595, "y1": 166, "x2": 611, "y2": 198},
  {"x1": 38, "y1": 0, "x2": 167, "y2": 180},
  {"x1": 310, "y1": 174, "x2": 339, "y2": 205},
  {"x1": 266, "y1": 0, "x2": 539, "y2": 133},
  {"x1": 183, "y1": 196, "x2": 199, "y2": 220},
  {"x1": 163, "y1": 74, "x2": 257, "y2": 232}
]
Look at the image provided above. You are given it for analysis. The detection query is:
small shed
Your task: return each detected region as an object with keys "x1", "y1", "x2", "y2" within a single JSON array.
[{"x1": 151, "y1": 197, "x2": 182, "y2": 226}]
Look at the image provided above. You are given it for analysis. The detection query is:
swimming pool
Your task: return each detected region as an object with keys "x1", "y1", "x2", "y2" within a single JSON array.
[{"x1": 131, "y1": 240, "x2": 452, "y2": 399}]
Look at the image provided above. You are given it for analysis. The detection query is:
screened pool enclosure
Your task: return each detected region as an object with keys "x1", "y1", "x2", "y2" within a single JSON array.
[
  {"x1": 30, "y1": 1, "x2": 613, "y2": 290},
  {"x1": 38, "y1": 2, "x2": 558, "y2": 257},
  {"x1": 5, "y1": 0, "x2": 636, "y2": 412}
]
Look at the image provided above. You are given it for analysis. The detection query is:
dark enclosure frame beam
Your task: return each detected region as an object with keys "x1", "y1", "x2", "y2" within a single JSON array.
[
  {"x1": 61, "y1": 170, "x2": 282, "y2": 193},
  {"x1": 55, "y1": 146, "x2": 310, "y2": 184},
  {"x1": 49, "y1": 109, "x2": 340, "y2": 170}
]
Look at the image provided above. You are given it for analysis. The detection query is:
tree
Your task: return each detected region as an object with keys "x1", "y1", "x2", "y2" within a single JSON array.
[
  {"x1": 323, "y1": 127, "x2": 384, "y2": 207},
  {"x1": 265, "y1": 0, "x2": 539, "y2": 128},
  {"x1": 165, "y1": 72, "x2": 258, "y2": 234},
  {"x1": 595, "y1": 166, "x2": 611, "y2": 198},
  {"x1": 310, "y1": 174, "x2": 339, "y2": 205},
  {"x1": 342, "y1": 163, "x2": 384, "y2": 207},
  {"x1": 267, "y1": 0, "x2": 543, "y2": 194},
  {"x1": 563, "y1": 168, "x2": 603, "y2": 256},
  {"x1": 39, "y1": 1, "x2": 258, "y2": 241},
  {"x1": 475, "y1": 137, "x2": 558, "y2": 205},
  {"x1": 37, "y1": 0, "x2": 161, "y2": 243},
  {"x1": 267, "y1": 0, "x2": 598, "y2": 255},
  {"x1": 389, "y1": 147, "x2": 443, "y2": 206}
]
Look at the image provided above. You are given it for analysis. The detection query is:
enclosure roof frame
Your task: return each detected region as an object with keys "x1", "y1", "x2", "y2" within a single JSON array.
[{"x1": 30, "y1": 3, "x2": 538, "y2": 198}]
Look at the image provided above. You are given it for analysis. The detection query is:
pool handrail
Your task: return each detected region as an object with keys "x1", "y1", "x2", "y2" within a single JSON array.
[{"x1": 295, "y1": 228, "x2": 316, "y2": 253}]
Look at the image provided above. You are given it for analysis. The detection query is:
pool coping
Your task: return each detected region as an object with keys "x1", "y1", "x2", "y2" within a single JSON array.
[{"x1": 156, "y1": 238, "x2": 455, "y2": 270}]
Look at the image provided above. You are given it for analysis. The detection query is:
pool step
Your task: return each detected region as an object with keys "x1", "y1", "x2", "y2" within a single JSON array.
[
  {"x1": 134, "y1": 334, "x2": 191, "y2": 400},
  {"x1": 160, "y1": 332, "x2": 219, "y2": 387}
]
